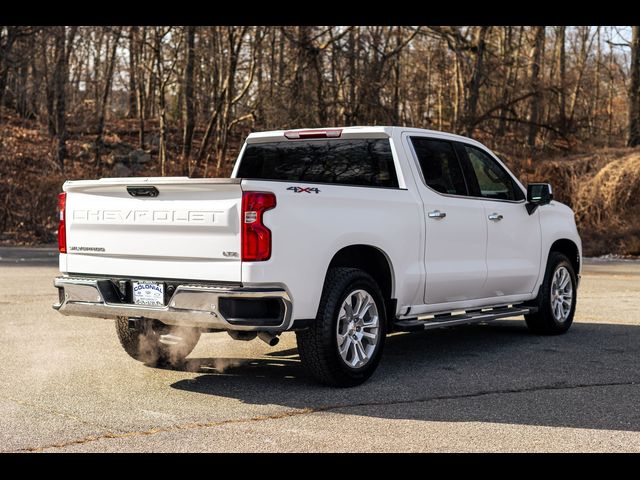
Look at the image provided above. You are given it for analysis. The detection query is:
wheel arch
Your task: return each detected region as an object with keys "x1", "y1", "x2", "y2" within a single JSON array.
[
  {"x1": 325, "y1": 244, "x2": 397, "y2": 326},
  {"x1": 549, "y1": 238, "x2": 580, "y2": 276}
]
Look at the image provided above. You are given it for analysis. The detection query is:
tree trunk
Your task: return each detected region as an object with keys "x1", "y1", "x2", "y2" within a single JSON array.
[
  {"x1": 289, "y1": 26, "x2": 314, "y2": 125},
  {"x1": 41, "y1": 33, "x2": 56, "y2": 137},
  {"x1": 182, "y1": 25, "x2": 196, "y2": 170},
  {"x1": 346, "y1": 27, "x2": 358, "y2": 124},
  {"x1": 92, "y1": 29, "x2": 104, "y2": 114},
  {"x1": 392, "y1": 27, "x2": 402, "y2": 125},
  {"x1": 159, "y1": 100, "x2": 167, "y2": 176},
  {"x1": 255, "y1": 27, "x2": 265, "y2": 126},
  {"x1": 527, "y1": 26, "x2": 545, "y2": 148},
  {"x1": 53, "y1": 26, "x2": 68, "y2": 171},
  {"x1": 215, "y1": 27, "x2": 243, "y2": 173},
  {"x1": 0, "y1": 27, "x2": 18, "y2": 111},
  {"x1": 452, "y1": 53, "x2": 461, "y2": 130},
  {"x1": 496, "y1": 26, "x2": 512, "y2": 136},
  {"x1": 127, "y1": 26, "x2": 138, "y2": 119},
  {"x1": 153, "y1": 28, "x2": 168, "y2": 176},
  {"x1": 498, "y1": 27, "x2": 524, "y2": 136},
  {"x1": 568, "y1": 27, "x2": 594, "y2": 126},
  {"x1": 628, "y1": 26, "x2": 640, "y2": 147},
  {"x1": 556, "y1": 26, "x2": 567, "y2": 135},
  {"x1": 591, "y1": 27, "x2": 601, "y2": 136},
  {"x1": 136, "y1": 27, "x2": 147, "y2": 148},
  {"x1": 464, "y1": 26, "x2": 489, "y2": 136},
  {"x1": 15, "y1": 36, "x2": 29, "y2": 117},
  {"x1": 607, "y1": 37, "x2": 615, "y2": 147},
  {"x1": 95, "y1": 27, "x2": 122, "y2": 167},
  {"x1": 29, "y1": 32, "x2": 40, "y2": 118}
]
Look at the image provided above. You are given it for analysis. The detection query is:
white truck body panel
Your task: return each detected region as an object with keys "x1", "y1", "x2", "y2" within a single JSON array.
[
  {"x1": 56, "y1": 126, "x2": 582, "y2": 328},
  {"x1": 421, "y1": 194, "x2": 488, "y2": 304},
  {"x1": 480, "y1": 200, "x2": 542, "y2": 297},
  {"x1": 239, "y1": 178, "x2": 424, "y2": 320}
]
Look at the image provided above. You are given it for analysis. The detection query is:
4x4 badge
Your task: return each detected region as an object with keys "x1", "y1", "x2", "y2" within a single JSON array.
[{"x1": 287, "y1": 186, "x2": 320, "y2": 194}]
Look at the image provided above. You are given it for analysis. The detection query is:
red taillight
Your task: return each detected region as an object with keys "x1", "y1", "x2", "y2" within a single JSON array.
[
  {"x1": 58, "y1": 192, "x2": 67, "y2": 253},
  {"x1": 241, "y1": 191, "x2": 276, "y2": 262},
  {"x1": 284, "y1": 129, "x2": 342, "y2": 139}
]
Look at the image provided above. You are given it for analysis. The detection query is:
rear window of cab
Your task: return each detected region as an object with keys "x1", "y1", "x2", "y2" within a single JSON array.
[{"x1": 236, "y1": 138, "x2": 399, "y2": 188}]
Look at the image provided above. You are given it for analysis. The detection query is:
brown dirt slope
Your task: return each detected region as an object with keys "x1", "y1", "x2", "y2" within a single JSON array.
[
  {"x1": 1, "y1": 109, "x2": 170, "y2": 245},
  {"x1": 525, "y1": 148, "x2": 640, "y2": 257}
]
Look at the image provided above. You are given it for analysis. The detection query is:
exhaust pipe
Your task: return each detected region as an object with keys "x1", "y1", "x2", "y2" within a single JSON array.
[{"x1": 257, "y1": 331, "x2": 279, "y2": 347}]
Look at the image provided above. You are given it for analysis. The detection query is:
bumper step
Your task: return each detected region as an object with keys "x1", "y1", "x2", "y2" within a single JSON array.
[
  {"x1": 53, "y1": 276, "x2": 292, "y2": 331},
  {"x1": 394, "y1": 306, "x2": 535, "y2": 332}
]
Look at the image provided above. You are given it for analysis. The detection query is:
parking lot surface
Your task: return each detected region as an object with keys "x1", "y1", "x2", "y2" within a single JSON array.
[{"x1": 1, "y1": 248, "x2": 639, "y2": 452}]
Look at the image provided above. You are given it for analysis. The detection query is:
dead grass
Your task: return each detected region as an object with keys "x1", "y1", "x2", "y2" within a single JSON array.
[
  {"x1": 526, "y1": 149, "x2": 640, "y2": 257},
  {"x1": 572, "y1": 153, "x2": 640, "y2": 256}
]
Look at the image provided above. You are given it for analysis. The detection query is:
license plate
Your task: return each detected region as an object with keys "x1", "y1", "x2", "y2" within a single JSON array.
[{"x1": 132, "y1": 281, "x2": 165, "y2": 306}]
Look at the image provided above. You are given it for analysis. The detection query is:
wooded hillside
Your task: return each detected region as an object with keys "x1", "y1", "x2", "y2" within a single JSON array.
[{"x1": 1, "y1": 26, "x2": 639, "y2": 255}]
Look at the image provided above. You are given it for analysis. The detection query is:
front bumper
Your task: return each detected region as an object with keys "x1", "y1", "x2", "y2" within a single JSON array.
[{"x1": 53, "y1": 276, "x2": 292, "y2": 331}]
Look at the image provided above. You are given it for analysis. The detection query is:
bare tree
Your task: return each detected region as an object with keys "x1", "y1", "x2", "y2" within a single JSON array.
[
  {"x1": 556, "y1": 26, "x2": 567, "y2": 135},
  {"x1": 0, "y1": 25, "x2": 638, "y2": 179},
  {"x1": 0, "y1": 27, "x2": 19, "y2": 111},
  {"x1": 52, "y1": 26, "x2": 78, "y2": 171},
  {"x1": 527, "y1": 26, "x2": 545, "y2": 148},
  {"x1": 95, "y1": 26, "x2": 122, "y2": 167},
  {"x1": 181, "y1": 25, "x2": 196, "y2": 167},
  {"x1": 464, "y1": 26, "x2": 490, "y2": 136},
  {"x1": 135, "y1": 26, "x2": 147, "y2": 148},
  {"x1": 149, "y1": 27, "x2": 181, "y2": 176},
  {"x1": 629, "y1": 26, "x2": 640, "y2": 147},
  {"x1": 127, "y1": 26, "x2": 138, "y2": 119}
]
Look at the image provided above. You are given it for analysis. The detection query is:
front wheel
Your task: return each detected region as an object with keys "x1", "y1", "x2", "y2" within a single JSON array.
[
  {"x1": 525, "y1": 252, "x2": 577, "y2": 335},
  {"x1": 115, "y1": 317, "x2": 201, "y2": 367},
  {"x1": 296, "y1": 268, "x2": 386, "y2": 387}
]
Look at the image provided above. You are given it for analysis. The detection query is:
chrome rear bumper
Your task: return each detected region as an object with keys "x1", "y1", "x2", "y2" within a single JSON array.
[{"x1": 53, "y1": 276, "x2": 292, "y2": 331}]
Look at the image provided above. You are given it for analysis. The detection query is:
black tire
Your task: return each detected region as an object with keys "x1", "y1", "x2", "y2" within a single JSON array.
[
  {"x1": 525, "y1": 252, "x2": 577, "y2": 335},
  {"x1": 115, "y1": 317, "x2": 201, "y2": 367},
  {"x1": 296, "y1": 267, "x2": 387, "y2": 387}
]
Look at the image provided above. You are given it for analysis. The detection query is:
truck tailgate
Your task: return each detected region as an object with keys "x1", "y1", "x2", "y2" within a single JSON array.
[{"x1": 62, "y1": 177, "x2": 242, "y2": 282}]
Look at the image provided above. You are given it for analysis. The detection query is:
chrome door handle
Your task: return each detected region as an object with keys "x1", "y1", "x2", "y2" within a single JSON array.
[
  {"x1": 488, "y1": 213, "x2": 503, "y2": 221},
  {"x1": 428, "y1": 210, "x2": 446, "y2": 219}
]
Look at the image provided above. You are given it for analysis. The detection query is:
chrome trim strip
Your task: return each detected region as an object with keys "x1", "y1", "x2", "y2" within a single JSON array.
[{"x1": 53, "y1": 276, "x2": 293, "y2": 331}]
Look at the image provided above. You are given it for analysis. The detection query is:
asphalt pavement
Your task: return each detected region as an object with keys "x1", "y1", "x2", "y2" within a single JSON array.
[{"x1": 0, "y1": 247, "x2": 639, "y2": 452}]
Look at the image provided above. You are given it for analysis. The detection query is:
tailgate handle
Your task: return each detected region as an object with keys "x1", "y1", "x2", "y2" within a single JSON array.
[{"x1": 127, "y1": 186, "x2": 159, "y2": 197}]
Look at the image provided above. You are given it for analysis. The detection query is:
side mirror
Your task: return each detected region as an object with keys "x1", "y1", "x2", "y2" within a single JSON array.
[{"x1": 526, "y1": 183, "x2": 553, "y2": 215}]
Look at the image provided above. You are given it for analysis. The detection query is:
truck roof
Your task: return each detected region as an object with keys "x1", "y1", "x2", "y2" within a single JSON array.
[{"x1": 245, "y1": 126, "x2": 482, "y2": 146}]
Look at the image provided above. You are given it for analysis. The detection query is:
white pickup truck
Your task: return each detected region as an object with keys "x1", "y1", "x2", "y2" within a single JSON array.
[{"x1": 54, "y1": 126, "x2": 582, "y2": 386}]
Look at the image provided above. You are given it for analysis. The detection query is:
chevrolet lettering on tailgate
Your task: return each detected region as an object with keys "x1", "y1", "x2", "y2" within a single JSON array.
[{"x1": 72, "y1": 210, "x2": 217, "y2": 225}]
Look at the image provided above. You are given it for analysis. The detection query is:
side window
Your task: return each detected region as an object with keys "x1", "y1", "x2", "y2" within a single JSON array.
[
  {"x1": 463, "y1": 145, "x2": 524, "y2": 201},
  {"x1": 410, "y1": 137, "x2": 467, "y2": 196}
]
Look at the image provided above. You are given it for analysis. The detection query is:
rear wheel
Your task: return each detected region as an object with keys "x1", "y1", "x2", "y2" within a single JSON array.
[
  {"x1": 525, "y1": 252, "x2": 577, "y2": 335},
  {"x1": 296, "y1": 268, "x2": 386, "y2": 387},
  {"x1": 115, "y1": 317, "x2": 201, "y2": 367}
]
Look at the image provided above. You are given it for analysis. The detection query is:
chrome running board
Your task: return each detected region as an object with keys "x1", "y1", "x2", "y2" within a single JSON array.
[{"x1": 394, "y1": 305, "x2": 535, "y2": 332}]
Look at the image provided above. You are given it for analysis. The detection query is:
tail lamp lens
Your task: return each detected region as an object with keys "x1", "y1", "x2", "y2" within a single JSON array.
[
  {"x1": 58, "y1": 192, "x2": 67, "y2": 253},
  {"x1": 241, "y1": 191, "x2": 276, "y2": 261}
]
